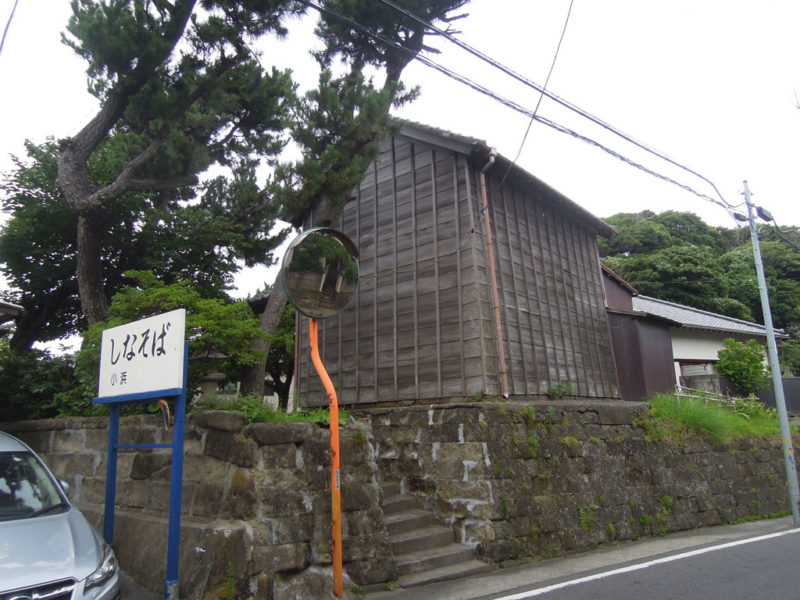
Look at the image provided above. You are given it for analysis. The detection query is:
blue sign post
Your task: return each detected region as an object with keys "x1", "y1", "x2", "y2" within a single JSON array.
[{"x1": 93, "y1": 309, "x2": 188, "y2": 600}]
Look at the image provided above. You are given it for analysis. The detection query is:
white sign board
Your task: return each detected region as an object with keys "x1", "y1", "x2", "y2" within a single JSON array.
[{"x1": 97, "y1": 309, "x2": 186, "y2": 398}]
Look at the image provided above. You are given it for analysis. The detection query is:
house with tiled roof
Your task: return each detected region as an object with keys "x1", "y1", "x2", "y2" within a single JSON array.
[
  {"x1": 602, "y1": 261, "x2": 784, "y2": 399},
  {"x1": 0, "y1": 300, "x2": 23, "y2": 336},
  {"x1": 631, "y1": 294, "x2": 785, "y2": 383}
]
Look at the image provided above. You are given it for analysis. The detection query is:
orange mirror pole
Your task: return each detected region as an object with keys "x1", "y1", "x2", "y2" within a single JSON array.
[{"x1": 309, "y1": 318, "x2": 343, "y2": 597}]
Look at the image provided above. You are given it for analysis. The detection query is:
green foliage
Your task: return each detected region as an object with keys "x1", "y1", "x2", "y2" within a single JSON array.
[
  {"x1": 0, "y1": 141, "x2": 82, "y2": 347},
  {"x1": 546, "y1": 382, "x2": 572, "y2": 399},
  {"x1": 65, "y1": 271, "x2": 265, "y2": 413},
  {"x1": 500, "y1": 496, "x2": 511, "y2": 518},
  {"x1": 605, "y1": 522, "x2": 616, "y2": 539},
  {"x1": 716, "y1": 338, "x2": 768, "y2": 397},
  {"x1": 0, "y1": 142, "x2": 287, "y2": 348},
  {"x1": 578, "y1": 505, "x2": 597, "y2": 532},
  {"x1": 601, "y1": 210, "x2": 800, "y2": 331},
  {"x1": 605, "y1": 245, "x2": 722, "y2": 312},
  {"x1": 199, "y1": 394, "x2": 350, "y2": 425},
  {"x1": 645, "y1": 393, "x2": 784, "y2": 445},
  {"x1": 781, "y1": 338, "x2": 800, "y2": 376},
  {"x1": 265, "y1": 304, "x2": 296, "y2": 411},
  {"x1": 50, "y1": 0, "x2": 468, "y2": 337},
  {"x1": 0, "y1": 341, "x2": 91, "y2": 421}
]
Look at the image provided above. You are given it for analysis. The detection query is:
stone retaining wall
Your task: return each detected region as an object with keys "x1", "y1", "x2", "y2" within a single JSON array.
[
  {"x1": 2, "y1": 401, "x2": 795, "y2": 598},
  {"x1": 3, "y1": 412, "x2": 393, "y2": 599},
  {"x1": 366, "y1": 401, "x2": 793, "y2": 563}
]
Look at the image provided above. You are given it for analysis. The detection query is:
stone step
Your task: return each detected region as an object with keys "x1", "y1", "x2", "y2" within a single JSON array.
[
  {"x1": 382, "y1": 494, "x2": 417, "y2": 515},
  {"x1": 384, "y1": 508, "x2": 434, "y2": 536},
  {"x1": 390, "y1": 525, "x2": 454, "y2": 556},
  {"x1": 397, "y1": 559, "x2": 493, "y2": 589},
  {"x1": 395, "y1": 543, "x2": 478, "y2": 576},
  {"x1": 381, "y1": 481, "x2": 401, "y2": 497}
]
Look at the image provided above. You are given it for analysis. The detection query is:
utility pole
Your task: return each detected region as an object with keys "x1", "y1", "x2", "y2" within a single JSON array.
[{"x1": 742, "y1": 180, "x2": 800, "y2": 525}]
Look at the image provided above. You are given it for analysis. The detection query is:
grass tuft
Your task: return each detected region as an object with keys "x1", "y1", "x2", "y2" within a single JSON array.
[
  {"x1": 645, "y1": 393, "x2": 786, "y2": 445},
  {"x1": 198, "y1": 394, "x2": 349, "y2": 425}
]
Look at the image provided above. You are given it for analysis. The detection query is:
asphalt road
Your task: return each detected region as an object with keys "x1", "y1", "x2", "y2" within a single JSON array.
[{"x1": 364, "y1": 517, "x2": 800, "y2": 600}]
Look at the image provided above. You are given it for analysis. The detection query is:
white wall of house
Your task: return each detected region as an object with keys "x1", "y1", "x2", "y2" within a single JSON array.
[
  {"x1": 670, "y1": 329, "x2": 768, "y2": 382},
  {"x1": 671, "y1": 329, "x2": 731, "y2": 362}
]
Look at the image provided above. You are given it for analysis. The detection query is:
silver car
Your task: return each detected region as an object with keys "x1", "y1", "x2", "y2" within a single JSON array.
[{"x1": 0, "y1": 431, "x2": 120, "y2": 600}]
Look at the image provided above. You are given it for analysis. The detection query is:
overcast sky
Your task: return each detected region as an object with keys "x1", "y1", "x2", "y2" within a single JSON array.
[{"x1": 2, "y1": 1, "x2": 799, "y2": 298}]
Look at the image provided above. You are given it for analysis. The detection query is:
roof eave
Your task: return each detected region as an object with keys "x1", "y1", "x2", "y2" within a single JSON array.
[{"x1": 395, "y1": 119, "x2": 617, "y2": 239}]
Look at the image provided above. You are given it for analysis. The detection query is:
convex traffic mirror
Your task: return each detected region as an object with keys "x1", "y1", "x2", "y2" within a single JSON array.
[{"x1": 281, "y1": 227, "x2": 359, "y2": 320}]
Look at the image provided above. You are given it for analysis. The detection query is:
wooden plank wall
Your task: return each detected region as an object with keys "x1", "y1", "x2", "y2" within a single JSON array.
[
  {"x1": 296, "y1": 135, "x2": 495, "y2": 406},
  {"x1": 485, "y1": 176, "x2": 619, "y2": 398},
  {"x1": 295, "y1": 133, "x2": 618, "y2": 407}
]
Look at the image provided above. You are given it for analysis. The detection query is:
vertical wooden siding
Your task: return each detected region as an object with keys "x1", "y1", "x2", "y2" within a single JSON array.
[
  {"x1": 485, "y1": 175, "x2": 618, "y2": 398},
  {"x1": 295, "y1": 134, "x2": 618, "y2": 406},
  {"x1": 297, "y1": 135, "x2": 492, "y2": 406}
]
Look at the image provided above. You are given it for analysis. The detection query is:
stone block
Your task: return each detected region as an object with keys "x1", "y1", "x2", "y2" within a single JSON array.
[
  {"x1": 130, "y1": 451, "x2": 172, "y2": 480},
  {"x1": 85, "y1": 428, "x2": 110, "y2": 452},
  {"x1": 405, "y1": 475, "x2": 436, "y2": 495},
  {"x1": 116, "y1": 479, "x2": 150, "y2": 509},
  {"x1": 247, "y1": 573, "x2": 275, "y2": 600},
  {"x1": 436, "y1": 479, "x2": 493, "y2": 505},
  {"x1": 42, "y1": 453, "x2": 97, "y2": 484},
  {"x1": 81, "y1": 477, "x2": 108, "y2": 505},
  {"x1": 191, "y1": 410, "x2": 246, "y2": 432},
  {"x1": 182, "y1": 454, "x2": 229, "y2": 483},
  {"x1": 16, "y1": 430, "x2": 53, "y2": 453},
  {"x1": 341, "y1": 485, "x2": 373, "y2": 512},
  {"x1": 143, "y1": 480, "x2": 172, "y2": 512},
  {"x1": 346, "y1": 558, "x2": 399, "y2": 587},
  {"x1": 256, "y1": 515, "x2": 314, "y2": 545},
  {"x1": 274, "y1": 566, "x2": 357, "y2": 600},
  {"x1": 261, "y1": 443, "x2": 298, "y2": 469},
  {"x1": 118, "y1": 425, "x2": 160, "y2": 447},
  {"x1": 204, "y1": 430, "x2": 257, "y2": 468},
  {"x1": 52, "y1": 431, "x2": 84, "y2": 453},
  {"x1": 597, "y1": 405, "x2": 639, "y2": 425},
  {"x1": 252, "y1": 542, "x2": 311, "y2": 573},
  {"x1": 245, "y1": 421, "x2": 319, "y2": 445},
  {"x1": 189, "y1": 482, "x2": 225, "y2": 518},
  {"x1": 340, "y1": 436, "x2": 373, "y2": 466}
]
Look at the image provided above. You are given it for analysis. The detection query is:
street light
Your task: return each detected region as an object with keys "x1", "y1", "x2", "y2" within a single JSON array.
[{"x1": 742, "y1": 181, "x2": 800, "y2": 525}]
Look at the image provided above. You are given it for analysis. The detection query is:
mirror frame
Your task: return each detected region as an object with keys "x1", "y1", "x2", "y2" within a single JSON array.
[{"x1": 280, "y1": 227, "x2": 360, "y2": 320}]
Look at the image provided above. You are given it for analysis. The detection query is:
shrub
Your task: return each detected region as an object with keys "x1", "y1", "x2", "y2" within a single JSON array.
[
  {"x1": 0, "y1": 342, "x2": 84, "y2": 421},
  {"x1": 716, "y1": 338, "x2": 768, "y2": 397}
]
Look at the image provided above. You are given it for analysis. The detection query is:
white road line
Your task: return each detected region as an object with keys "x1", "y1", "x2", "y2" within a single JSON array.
[{"x1": 493, "y1": 527, "x2": 800, "y2": 600}]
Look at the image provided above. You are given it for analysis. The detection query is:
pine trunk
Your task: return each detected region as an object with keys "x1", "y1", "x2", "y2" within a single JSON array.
[
  {"x1": 240, "y1": 291, "x2": 288, "y2": 397},
  {"x1": 75, "y1": 214, "x2": 109, "y2": 324}
]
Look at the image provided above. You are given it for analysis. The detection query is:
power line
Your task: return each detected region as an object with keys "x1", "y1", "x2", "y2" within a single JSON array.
[
  {"x1": 302, "y1": 0, "x2": 730, "y2": 211},
  {"x1": 0, "y1": 0, "x2": 20, "y2": 58},
  {"x1": 376, "y1": 0, "x2": 734, "y2": 211},
  {"x1": 501, "y1": 0, "x2": 574, "y2": 186},
  {"x1": 768, "y1": 220, "x2": 800, "y2": 253}
]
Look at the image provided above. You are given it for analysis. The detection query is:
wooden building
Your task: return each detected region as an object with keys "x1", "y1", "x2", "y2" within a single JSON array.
[
  {"x1": 295, "y1": 122, "x2": 620, "y2": 407},
  {"x1": 603, "y1": 265, "x2": 677, "y2": 401}
]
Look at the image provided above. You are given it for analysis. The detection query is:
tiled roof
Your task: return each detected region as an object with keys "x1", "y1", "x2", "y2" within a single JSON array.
[
  {"x1": 0, "y1": 300, "x2": 23, "y2": 325},
  {"x1": 631, "y1": 295, "x2": 785, "y2": 338}
]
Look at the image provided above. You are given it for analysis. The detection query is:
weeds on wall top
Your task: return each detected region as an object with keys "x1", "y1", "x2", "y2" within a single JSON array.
[
  {"x1": 198, "y1": 394, "x2": 349, "y2": 425},
  {"x1": 640, "y1": 393, "x2": 790, "y2": 445}
]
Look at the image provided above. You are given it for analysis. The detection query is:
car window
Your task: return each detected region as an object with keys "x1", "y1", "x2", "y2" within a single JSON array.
[{"x1": 0, "y1": 451, "x2": 65, "y2": 521}]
